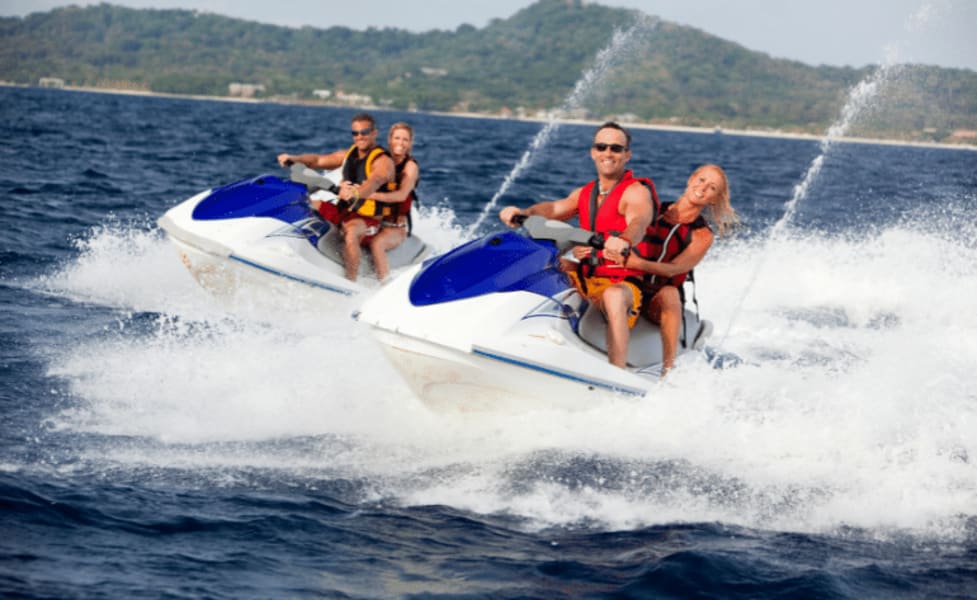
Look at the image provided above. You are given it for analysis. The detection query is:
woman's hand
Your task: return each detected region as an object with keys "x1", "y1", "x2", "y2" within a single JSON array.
[{"x1": 571, "y1": 246, "x2": 592, "y2": 261}]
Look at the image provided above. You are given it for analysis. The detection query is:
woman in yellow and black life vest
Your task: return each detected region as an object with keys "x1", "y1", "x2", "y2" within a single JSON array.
[
  {"x1": 622, "y1": 164, "x2": 739, "y2": 375},
  {"x1": 362, "y1": 122, "x2": 419, "y2": 282}
]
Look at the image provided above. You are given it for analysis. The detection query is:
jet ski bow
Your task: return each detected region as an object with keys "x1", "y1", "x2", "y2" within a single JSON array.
[
  {"x1": 355, "y1": 216, "x2": 712, "y2": 411},
  {"x1": 158, "y1": 164, "x2": 429, "y2": 300}
]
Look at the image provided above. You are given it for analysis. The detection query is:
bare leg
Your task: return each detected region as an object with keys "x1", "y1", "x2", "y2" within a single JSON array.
[
  {"x1": 647, "y1": 286, "x2": 682, "y2": 376},
  {"x1": 600, "y1": 284, "x2": 634, "y2": 368},
  {"x1": 341, "y1": 219, "x2": 368, "y2": 281},
  {"x1": 368, "y1": 226, "x2": 407, "y2": 282}
]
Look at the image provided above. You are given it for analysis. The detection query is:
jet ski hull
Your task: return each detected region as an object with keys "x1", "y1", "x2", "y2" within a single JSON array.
[
  {"x1": 356, "y1": 219, "x2": 711, "y2": 411},
  {"x1": 158, "y1": 171, "x2": 428, "y2": 302}
]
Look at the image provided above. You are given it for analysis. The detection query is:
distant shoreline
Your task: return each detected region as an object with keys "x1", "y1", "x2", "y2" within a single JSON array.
[{"x1": 7, "y1": 82, "x2": 975, "y2": 152}]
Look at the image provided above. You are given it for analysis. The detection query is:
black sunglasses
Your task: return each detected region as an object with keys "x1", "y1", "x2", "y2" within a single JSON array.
[
  {"x1": 592, "y1": 143, "x2": 627, "y2": 153},
  {"x1": 351, "y1": 127, "x2": 374, "y2": 137}
]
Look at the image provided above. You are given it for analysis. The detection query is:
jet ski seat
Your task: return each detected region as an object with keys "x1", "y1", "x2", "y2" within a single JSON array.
[
  {"x1": 316, "y1": 225, "x2": 429, "y2": 277},
  {"x1": 575, "y1": 302, "x2": 710, "y2": 368}
]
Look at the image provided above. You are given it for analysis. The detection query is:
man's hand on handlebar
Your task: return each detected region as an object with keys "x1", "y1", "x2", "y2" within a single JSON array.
[{"x1": 499, "y1": 206, "x2": 526, "y2": 228}]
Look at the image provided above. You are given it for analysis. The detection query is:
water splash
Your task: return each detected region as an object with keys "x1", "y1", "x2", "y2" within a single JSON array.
[
  {"x1": 716, "y1": 4, "x2": 932, "y2": 347},
  {"x1": 466, "y1": 16, "x2": 658, "y2": 235},
  {"x1": 768, "y1": 61, "x2": 899, "y2": 240}
]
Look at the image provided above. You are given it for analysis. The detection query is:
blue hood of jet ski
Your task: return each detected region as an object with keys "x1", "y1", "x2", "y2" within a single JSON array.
[
  {"x1": 192, "y1": 175, "x2": 310, "y2": 224},
  {"x1": 409, "y1": 230, "x2": 570, "y2": 306}
]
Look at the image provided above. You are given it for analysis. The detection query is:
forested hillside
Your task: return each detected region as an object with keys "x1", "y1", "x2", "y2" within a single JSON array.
[{"x1": 2, "y1": 1, "x2": 975, "y2": 144}]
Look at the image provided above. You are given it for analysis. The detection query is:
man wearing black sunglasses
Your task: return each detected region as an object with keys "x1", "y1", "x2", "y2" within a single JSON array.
[
  {"x1": 277, "y1": 112, "x2": 396, "y2": 281},
  {"x1": 499, "y1": 122, "x2": 658, "y2": 368}
]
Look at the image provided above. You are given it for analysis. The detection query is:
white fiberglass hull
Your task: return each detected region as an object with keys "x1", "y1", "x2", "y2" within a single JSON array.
[
  {"x1": 158, "y1": 177, "x2": 428, "y2": 302},
  {"x1": 159, "y1": 188, "x2": 362, "y2": 299},
  {"x1": 356, "y1": 262, "x2": 709, "y2": 412}
]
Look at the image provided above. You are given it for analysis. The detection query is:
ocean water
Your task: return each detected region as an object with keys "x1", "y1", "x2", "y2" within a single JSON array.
[{"x1": 2, "y1": 85, "x2": 977, "y2": 598}]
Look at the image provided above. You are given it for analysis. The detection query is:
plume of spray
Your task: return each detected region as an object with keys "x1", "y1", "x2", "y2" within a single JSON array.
[
  {"x1": 714, "y1": 3, "x2": 935, "y2": 347},
  {"x1": 466, "y1": 15, "x2": 659, "y2": 235},
  {"x1": 769, "y1": 57, "x2": 901, "y2": 240}
]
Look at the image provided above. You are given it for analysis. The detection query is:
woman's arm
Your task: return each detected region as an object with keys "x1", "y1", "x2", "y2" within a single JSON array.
[
  {"x1": 371, "y1": 160, "x2": 419, "y2": 203},
  {"x1": 627, "y1": 227, "x2": 714, "y2": 277}
]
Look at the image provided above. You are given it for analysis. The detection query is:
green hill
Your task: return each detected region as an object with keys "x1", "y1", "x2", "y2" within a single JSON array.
[{"x1": 2, "y1": 1, "x2": 975, "y2": 144}]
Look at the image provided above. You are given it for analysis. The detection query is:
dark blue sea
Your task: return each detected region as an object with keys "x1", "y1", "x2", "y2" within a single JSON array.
[{"x1": 2, "y1": 85, "x2": 977, "y2": 599}]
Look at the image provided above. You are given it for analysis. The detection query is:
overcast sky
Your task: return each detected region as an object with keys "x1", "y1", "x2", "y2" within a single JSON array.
[{"x1": 2, "y1": 0, "x2": 974, "y2": 71}]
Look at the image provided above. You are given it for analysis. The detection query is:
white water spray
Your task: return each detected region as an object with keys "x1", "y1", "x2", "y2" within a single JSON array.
[
  {"x1": 716, "y1": 4, "x2": 934, "y2": 346},
  {"x1": 466, "y1": 16, "x2": 658, "y2": 235},
  {"x1": 769, "y1": 61, "x2": 899, "y2": 240}
]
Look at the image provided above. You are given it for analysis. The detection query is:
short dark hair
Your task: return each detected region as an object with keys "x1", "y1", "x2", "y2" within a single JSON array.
[
  {"x1": 594, "y1": 121, "x2": 631, "y2": 149},
  {"x1": 351, "y1": 112, "x2": 376, "y2": 129}
]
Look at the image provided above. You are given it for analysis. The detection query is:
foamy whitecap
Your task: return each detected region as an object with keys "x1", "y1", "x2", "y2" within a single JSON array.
[{"x1": 40, "y1": 211, "x2": 977, "y2": 540}]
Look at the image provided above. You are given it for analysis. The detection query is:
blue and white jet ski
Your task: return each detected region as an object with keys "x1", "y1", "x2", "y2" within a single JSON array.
[
  {"x1": 354, "y1": 216, "x2": 712, "y2": 411},
  {"x1": 158, "y1": 164, "x2": 429, "y2": 299}
]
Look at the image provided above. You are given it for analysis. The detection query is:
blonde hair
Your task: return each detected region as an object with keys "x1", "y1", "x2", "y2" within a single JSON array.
[
  {"x1": 388, "y1": 122, "x2": 413, "y2": 142},
  {"x1": 691, "y1": 164, "x2": 739, "y2": 237}
]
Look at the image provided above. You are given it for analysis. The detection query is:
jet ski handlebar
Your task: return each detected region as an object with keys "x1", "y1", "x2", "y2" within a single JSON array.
[
  {"x1": 287, "y1": 162, "x2": 341, "y2": 195},
  {"x1": 517, "y1": 215, "x2": 609, "y2": 254}
]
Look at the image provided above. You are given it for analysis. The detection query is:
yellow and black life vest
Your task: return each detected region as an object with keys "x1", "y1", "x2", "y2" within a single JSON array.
[{"x1": 341, "y1": 145, "x2": 402, "y2": 219}]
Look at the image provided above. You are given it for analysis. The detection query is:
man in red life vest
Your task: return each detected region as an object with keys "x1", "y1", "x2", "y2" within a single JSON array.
[
  {"x1": 277, "y1": 112, "x2": 395, "y2": 281},
  {"x1": 500, "y1": 122, "x2": 657, "y2": 369}
]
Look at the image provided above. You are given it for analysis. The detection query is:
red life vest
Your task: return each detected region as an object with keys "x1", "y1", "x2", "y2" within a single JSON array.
[
  {"x1": 393, "y1": 154, "x2": 418, "y2": 215},
  {"x1": 641, "y1": 201, "x2": 711, "y2": 288},
  {"x1": 576, "y1": 170, "x2": 660, "y2": 280},
  {"x1": 392, "y1": 154, "x2": 419, "y2": 235}
]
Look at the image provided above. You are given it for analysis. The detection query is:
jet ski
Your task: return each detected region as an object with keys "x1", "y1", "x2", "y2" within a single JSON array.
[
  {"x1": 158, "y1": 164, "x2": 429, "y2": 299},
  {"x1": 354, "y1": 216, "x2": 713, "y2": 411}
]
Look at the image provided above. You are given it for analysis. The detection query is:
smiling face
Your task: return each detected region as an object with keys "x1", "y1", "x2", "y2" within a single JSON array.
[
  {"x1": 685, "y1": 165, "x2": 727, "y2": 207},
  {"x1": 589, "y1": 126, "x2": 631, "y2": 179},
  {"x1": 387, "y1": 125, "x2": 413, "y2": 159},
  {"x1": 351, "y1": 118, "x2": 378, "y2": 154}
]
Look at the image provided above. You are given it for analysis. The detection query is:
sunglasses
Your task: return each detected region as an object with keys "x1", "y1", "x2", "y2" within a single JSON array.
[
  {"x1": 592, "y1": 143, "x2": 627, "y2": 153},
  {"x1": 351, "y1": 127, "x2": 374, "y2": 137}
]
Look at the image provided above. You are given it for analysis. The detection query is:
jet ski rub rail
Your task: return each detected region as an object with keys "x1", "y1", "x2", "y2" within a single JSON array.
[{"x1": 471, "y1": 344, "x2": 647, "y2": 396}]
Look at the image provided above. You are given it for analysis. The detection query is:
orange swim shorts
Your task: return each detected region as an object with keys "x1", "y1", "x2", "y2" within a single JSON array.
[{"x1": 566, "y1": 272, "x2": 642, "y2": 328}]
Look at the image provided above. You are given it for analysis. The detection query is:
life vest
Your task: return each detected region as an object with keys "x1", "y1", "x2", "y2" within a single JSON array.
[
  {"x1": 576, "y1": 170, "x2": 660, "y2": 280},
  {"x1": 393, "y1": 154, "x2": 419, "y2": 235},
  {"x1": 641, "y1": 201, "x2": 711, "y2": 288},
  {"x1": 641, "y1": 202, "x2": 712, "y2": 349},
  {"x1": 341, "y1": 145, "x2": 402, "y2": 220}
]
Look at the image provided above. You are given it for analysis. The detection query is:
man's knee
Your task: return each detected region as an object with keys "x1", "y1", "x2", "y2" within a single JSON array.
[{"x1": 602, "y1": 285, "x2": 632, "y2": 315}]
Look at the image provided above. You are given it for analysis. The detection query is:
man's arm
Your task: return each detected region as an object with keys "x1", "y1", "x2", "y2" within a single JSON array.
[
  {"x1": 354, "y1": 154, "x2": 395, "y2": 200},
  {"x1": 603, "y1": 182, "x2": 653, "y2": 264},
  {"x1": 277, "y1": 149, "x2": 346, "y2": 170},
  {"x1": 499, "y1": 187, "x2": 582, "y2": 226}
]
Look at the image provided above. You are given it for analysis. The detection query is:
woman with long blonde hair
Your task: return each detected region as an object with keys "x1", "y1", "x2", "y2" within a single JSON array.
[
  {"x1": 624, "y1": 164, "x2": 738, "y2": 375},
  {"x1": 364, "y1": 122, "x2": 419, "y2": 281}
]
